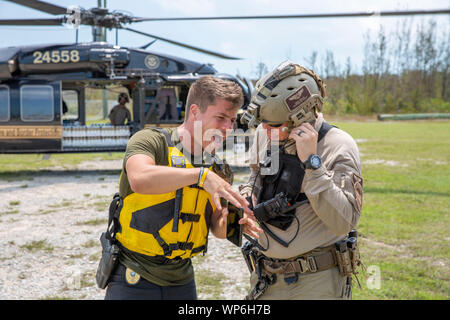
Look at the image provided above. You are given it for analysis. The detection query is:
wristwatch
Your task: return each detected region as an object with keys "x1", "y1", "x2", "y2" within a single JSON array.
[{"x1": 303, "y1": 154, "x2": 322, "y2": 170}]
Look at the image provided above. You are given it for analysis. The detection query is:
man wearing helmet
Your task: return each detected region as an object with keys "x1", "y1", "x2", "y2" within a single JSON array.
[
  {"x1": 240, "y1": 61, "x2": 363, "y2": 300},
  {"x1": 109, "y1": 92, "x2": 132, "y2": 125}
]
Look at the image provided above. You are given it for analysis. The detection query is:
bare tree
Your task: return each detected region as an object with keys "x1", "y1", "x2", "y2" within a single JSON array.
[
  {"x1": 253, "y1": 61, "x2": 268, "y2": 79},
  {"x1": 304, "y1": 51, "x2": 318, "y2": 73}
]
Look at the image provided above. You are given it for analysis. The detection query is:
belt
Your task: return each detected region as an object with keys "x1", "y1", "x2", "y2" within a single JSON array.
[{"x1": 261, "y1": 247, "x2": 337, "y2": 276}]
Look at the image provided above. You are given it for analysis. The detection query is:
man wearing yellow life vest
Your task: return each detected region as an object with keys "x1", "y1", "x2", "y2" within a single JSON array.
[{"x1": 102, "y1": 76, "x2": 261, "y2": 300}]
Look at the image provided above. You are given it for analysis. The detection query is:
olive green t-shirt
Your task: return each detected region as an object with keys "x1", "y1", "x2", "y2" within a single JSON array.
[
  {"x1": 118, "y1": 127, "x2": 174, "y2": 198},
  {"x1": 117, "y1": 127, "x2": 196, "y2": 286}
]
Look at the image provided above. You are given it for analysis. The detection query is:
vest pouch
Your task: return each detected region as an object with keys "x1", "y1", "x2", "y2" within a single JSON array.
[
  {"x1": 258, "y1": 158, "x2": 285, "y2": 204},
  {"x1": 256, "y1": 153, "x2": 305, "y2": 231},
  {"x1": 277, "y1": 153, "x2": 305, "y2": 200}
]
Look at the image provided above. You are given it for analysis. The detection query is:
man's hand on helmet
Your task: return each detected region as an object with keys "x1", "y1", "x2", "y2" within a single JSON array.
[{"x1": 288, "y1": 122, "x2": 318, "y2": 163}]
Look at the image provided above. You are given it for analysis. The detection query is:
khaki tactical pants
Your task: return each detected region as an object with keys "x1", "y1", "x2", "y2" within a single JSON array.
[{"x1": 249, "y1": 266, "x2": 351, "y2": 300}]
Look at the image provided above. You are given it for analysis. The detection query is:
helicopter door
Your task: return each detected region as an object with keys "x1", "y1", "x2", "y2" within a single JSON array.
[
  {"x1": 0, "y1": 80, "x2": 62, "y2": 153},
  {"x1": 143, "y1": 86, "x2": 183, "y2": 127}
]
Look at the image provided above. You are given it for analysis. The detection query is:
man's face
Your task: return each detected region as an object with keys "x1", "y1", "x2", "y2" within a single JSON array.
[
  {"x1": 192, "y1": 98, "x2": 237, "y2": 151},
  {"x1": 262, "y1": 122, "x2": 290, "y2": 141}
]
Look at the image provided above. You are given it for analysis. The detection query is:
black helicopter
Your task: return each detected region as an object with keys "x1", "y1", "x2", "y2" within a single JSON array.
[{"x1": 0, "y1": 0, "x2": 448, "y2": 154}]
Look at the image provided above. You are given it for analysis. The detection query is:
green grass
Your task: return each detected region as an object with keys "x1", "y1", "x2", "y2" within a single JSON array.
[
  {"x1": 331, "y1": 120, "x2": 450, "y2": 300},
  {"x1": 0, "y1": 152, "x2": 124, "y2": 180},
  {"x1": 1, "y1": 119, "x2": 448, "y2": 299},
  {"x1": 19, "y1": 240, "x2": 54, "y2": 253},
  {"x1": 75, "y1": 218, "x2": 108, "y2": 226},
  {"x1": 195, "y1": 269, "x2": 226, "y2": 300}
]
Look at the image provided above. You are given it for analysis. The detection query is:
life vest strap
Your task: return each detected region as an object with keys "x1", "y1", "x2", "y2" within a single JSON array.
[
  {"x1": 172, "y1": 188, "x2": 183, "y2": 232},
  {"x1": 191, "y1": 245, "x2": 206, "y2": 255},
  {"x1": 152, "y1": 229, "x2": 197, "y2": 257},
  {"x1": 169, "y1": 242, "x2": 194, "y2": 252},
  {"x1": 180, "y1": 213, "x2": 201, "y2": 223}
]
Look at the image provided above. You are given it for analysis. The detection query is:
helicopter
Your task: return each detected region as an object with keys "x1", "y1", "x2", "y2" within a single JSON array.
[{"x1": 0, "y1": 0, "x2": 448, "y2": 154}]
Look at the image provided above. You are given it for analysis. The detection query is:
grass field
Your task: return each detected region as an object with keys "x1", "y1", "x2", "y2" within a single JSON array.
[
  {"x1": 0, "y1": 119, "x2": 448, "y2": 300},
  {"x1": 0, "y1": 152, "x2": 124, "y2": 181},
  {"x1": 330, "y1": 120, "x2": 449, "y2": 300}
]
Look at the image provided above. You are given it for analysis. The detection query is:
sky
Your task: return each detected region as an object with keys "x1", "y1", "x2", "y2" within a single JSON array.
[{"x1": 0, "y1": 0, "x2": 448, "y2": 79}]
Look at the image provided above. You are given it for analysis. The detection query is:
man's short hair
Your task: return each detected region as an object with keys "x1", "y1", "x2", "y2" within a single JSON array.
[{"x1": 185, "y1": 76, "x2": 244, "y2": 119}]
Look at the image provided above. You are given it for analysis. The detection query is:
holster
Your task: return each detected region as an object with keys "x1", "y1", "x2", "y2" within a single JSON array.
[
  {"x1": 241, "y1": 240, "x2": 275, "y2": 300},
  {"x1": 95, "y1": 193, "x2": 123, "y2": 289},
  {"x1": 96, "y1": 232, "x2": 120, "y2": 289},
  {"x1": 242, "y1": 229, "x2": 363, "y2": 299}
]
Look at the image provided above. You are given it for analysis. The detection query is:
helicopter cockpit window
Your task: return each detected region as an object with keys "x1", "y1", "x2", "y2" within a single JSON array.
[
  {"x1": 0, "y1": 86, "x2": 9, "y2": 122},
  {"x1": 20, "y1": 85, "x2": 54, "y2": 122},
  {"x1": 62, "y1": 90, "x2": 79, "y2": 121}
]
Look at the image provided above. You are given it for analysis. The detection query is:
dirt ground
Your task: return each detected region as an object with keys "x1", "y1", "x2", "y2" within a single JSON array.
[{"x1": 0, "y1": 159, "x2": 251, "y2": 300}]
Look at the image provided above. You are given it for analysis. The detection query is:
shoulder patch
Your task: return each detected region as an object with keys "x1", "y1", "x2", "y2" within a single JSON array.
[{"x1": 352, "y1": 173, "x2": 363, "y2": 212}]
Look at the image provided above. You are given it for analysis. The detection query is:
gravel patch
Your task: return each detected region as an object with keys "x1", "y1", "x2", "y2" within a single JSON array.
[{"x1": 0, "y1": 161, "x2": 252, "y2": 300}]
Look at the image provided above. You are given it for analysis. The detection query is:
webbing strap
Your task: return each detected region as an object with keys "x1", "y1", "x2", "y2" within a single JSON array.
[
  {"x1": 168, "y1": 242, "x2": 194, "y2": 252},
  {"x1": 317, "y1": 121, "x2": 336, "y2": 142},
  {"x1": 262, "y1": 249, "x2": 337, "y2": 276},
  {"x1": 180, "y1": 213, "x2": 201, "y2": 223},
  {"x1": 153, "y1": 231, "x2": 171, "y2": 256},
  {"x1": 172, "y1": 188, "x2": 183, "y2": 232},
  {"x1": 191, "y1": 245, "x2": 206, "y2": 254},
  {"x1": 153, "y1": 231, "x2": 196, "y2": 257},
  {"x1": 106, "y1": 193, "x2": 122, "y2": 242}
]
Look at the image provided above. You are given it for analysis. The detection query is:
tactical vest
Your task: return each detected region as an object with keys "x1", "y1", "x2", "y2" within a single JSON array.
[
  {"x1": 255, "y1": 122, "x2": 335, "y2": 243},
  {"x1": 115, "y1": 129, "x2": 215, "y2": 259}
]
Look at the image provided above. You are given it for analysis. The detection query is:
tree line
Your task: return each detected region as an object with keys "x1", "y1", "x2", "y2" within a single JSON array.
[{"x1": 252, "y1": 19, "x2": 449, "y2": 115}]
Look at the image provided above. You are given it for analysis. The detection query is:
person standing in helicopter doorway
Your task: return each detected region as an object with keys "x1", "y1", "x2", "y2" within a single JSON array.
[
  {"x1": 109, "y1": 92, "x2": 132, "y2": 125},
  {"x1": 239, "y1": 61, "x2": 364, "y2": 300}
]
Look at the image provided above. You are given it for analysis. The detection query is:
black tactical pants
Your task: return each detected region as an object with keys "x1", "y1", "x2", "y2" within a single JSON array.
[{"x1": 104, "y1": 264, "x2": 197, "y2": 300}]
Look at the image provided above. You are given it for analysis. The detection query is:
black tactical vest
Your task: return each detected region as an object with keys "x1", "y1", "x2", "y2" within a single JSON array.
[{"x1": 256, "y1": 122, "x2": 335, "y2": 231}]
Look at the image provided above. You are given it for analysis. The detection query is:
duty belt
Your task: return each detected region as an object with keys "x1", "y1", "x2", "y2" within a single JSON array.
[
  {"x1": 262, "y1": 248, "x2": 337, "y2": 276},
  {"x1": 244, "y1": 245, "x2": 338, "y2": 300}
]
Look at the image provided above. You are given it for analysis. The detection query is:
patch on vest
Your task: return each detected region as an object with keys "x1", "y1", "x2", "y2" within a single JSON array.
[{"x1": 171, "y1": 156, "x2": 186, "y2": 168}]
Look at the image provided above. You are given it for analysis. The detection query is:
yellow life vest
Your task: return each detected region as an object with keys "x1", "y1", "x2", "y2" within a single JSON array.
[{"x1": 115, "y1": 129, "x2": 216, "y2": 259}]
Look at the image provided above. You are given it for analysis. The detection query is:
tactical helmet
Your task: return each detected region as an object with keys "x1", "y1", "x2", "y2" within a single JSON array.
[{"x1": 241, "y1": 61, "x2": 326, "y2": 128}]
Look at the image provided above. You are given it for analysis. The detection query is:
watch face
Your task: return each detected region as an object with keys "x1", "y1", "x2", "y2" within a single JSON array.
[{"x1": 311, "y1": 155, "x2": 321, "y2": 168}]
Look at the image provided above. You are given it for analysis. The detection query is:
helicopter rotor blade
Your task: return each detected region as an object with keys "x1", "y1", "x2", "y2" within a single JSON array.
[
  {"x1": 139, "y1": 39, "x2": 158, "y2": 50},
  {"x1": 123, "y1": 27, "x2": 241, "y2": 60},
  {"x1": 5, "y1": 0, "x2": 67, "y2": 15},
  {"x1": 132, "y1": 9, "x2": 450, "y2": 22},
  {"x1": 0, "y1": 18, "x2": 65, "y2": 26}
]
